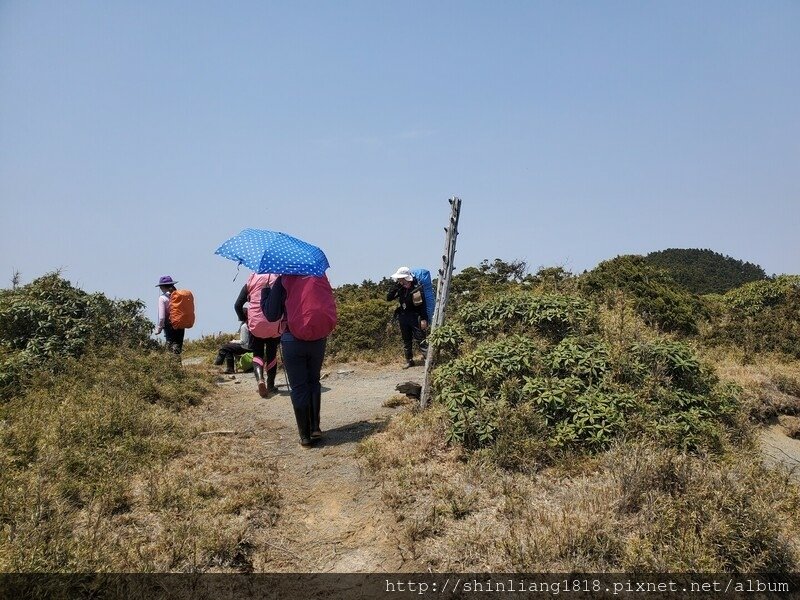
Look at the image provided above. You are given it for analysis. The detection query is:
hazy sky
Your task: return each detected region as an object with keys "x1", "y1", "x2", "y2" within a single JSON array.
[{"x1": 2, "y1": 1, "x2": 798, "y2": 338}]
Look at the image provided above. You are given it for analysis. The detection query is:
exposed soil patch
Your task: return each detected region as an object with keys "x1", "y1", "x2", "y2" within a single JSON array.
[{"x1": 760, "y1": 420, "x2": 800, "y2": 480}]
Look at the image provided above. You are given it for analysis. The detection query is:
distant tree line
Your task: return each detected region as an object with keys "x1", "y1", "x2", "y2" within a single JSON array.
[{"x1": 644, "y1": 248, "x2": 767, "y2": 295}]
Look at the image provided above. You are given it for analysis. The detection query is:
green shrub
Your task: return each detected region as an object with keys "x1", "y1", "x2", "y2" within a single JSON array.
[
  {"x1": 433, "y1": 290, "x2": 743, "y2": 467},
  {"x1": 580, "y1": 255, "x2": 705, "y2": 335},
  {"x1": 0, "y1": 273, "x2": 156, "y2": 400},
  {"x1": 327, "y1": 299, "x2": 394, "y2": 358},
  {"x1": 706, "y1": 276, "x2": 800, "y2": 359},
  {"x1": 457, "y1": 292, "x2": 594, "y2": 341},
  {"x1": 427, "y1": 323, "x2": 466, "y2": 361}
]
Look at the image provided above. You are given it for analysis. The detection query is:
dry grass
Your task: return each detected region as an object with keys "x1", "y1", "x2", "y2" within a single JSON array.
[
  {"x1": 0, "y1": 350, "x2": 283, "y2": 572},
  {"x1": 703, "y1": 349, "x2": 800, "y2": 422},
  {"x1": 361, "y1": 405, "x2": 800, "y2": 572},
  {"x1": 382, "y1": 394, "x2": 415, "y2": 408},
  {"x1": 779, "y1": 416, "x2": 800, "y2": 440},
  {"x1": 110, "y1": 432, "x2": 282, "y2": 572},
  {"x1": 596, "y1": 295, "x2": 663, "y2": 350}
]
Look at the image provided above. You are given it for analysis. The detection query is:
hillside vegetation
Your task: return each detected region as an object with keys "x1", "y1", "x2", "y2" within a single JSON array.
[
  {"x1": 2, "y1": 251, "x2": 799, "y2": 573},
  {"x1": 644, "y1": 248, "x2": 767, "y2": 295},
  {"x1": 0, "y1": 273, "x2": 217, "y2": 570},
  {"x1": 362, "y1": 256, "x2": 800, "y2": 571}
]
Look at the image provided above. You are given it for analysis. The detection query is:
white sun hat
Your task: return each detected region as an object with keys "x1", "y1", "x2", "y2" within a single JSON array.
[{"x1": 391, "y1": 266, "x2": 414, "y2": 281}]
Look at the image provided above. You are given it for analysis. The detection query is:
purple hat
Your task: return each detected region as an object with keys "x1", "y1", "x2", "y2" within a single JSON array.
[{"x1": 156, "y1": 275, "x2": 178, "y2": 287}]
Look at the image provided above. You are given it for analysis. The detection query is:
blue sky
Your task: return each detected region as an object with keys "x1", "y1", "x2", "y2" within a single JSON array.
[{"x1": 2, "y1": 1, "x2": 798, "y2": 339}]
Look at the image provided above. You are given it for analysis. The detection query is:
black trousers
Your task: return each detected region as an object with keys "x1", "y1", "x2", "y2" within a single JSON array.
[
  {"x1": 281, "y1": 334, "x2": 327, "y2": 439},
  {"x1": 164, "y1": 318, "x2": 185, "y2": 354},
  {"x1": 398, "y1": 313, "x2": 427, "y2": 361},
  {"x1": 218, "y1": 342, "x2": 249, "y2": 359},
  {"x1": 250, "y1": 336, "x2": 280, "y2": 379}
]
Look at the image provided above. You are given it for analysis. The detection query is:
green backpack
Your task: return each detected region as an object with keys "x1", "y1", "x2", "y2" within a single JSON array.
[{"x1": 237, "y1": 352, "x2": 254, "y2": 372}]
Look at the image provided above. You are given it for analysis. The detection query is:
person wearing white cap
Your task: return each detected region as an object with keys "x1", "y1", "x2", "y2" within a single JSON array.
[{"x1": 386, "y1": 266, "x2": 429, "y2": 368}]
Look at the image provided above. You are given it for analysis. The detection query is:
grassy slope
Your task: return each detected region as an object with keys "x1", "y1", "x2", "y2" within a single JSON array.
[{"x1": 0, "y1": 350, "x2": 281, "y2": 571}]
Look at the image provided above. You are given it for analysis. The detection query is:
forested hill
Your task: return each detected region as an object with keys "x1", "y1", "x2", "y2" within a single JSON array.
[{"x1": 644, "y1": 248, "x2": 767, "y2": 295}]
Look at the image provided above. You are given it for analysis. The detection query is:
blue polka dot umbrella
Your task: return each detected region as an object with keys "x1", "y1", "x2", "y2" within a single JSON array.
[{"x1": 215, "y1": 229, "x2": 330, "y2": 276}]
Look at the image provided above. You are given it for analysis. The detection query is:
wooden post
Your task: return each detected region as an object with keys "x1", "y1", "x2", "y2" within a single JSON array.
[{"x1": 420, "y1": 197, "x2": 462, "y2": 408}]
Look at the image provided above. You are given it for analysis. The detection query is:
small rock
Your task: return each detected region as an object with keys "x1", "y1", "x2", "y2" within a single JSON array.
[
  {"x1": 396, "y1": 381, "x2": 422, "y2": 398},
  {"x1": 337, "y1": 369, "x2": 355, "y2": 375}
]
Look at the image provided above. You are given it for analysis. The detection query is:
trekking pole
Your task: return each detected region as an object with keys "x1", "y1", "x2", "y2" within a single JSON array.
[{"x1": 278, "y1": 343, "x2": 291, "y2": 392}]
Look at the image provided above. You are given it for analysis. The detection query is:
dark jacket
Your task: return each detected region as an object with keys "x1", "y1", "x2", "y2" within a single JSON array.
[
  {"x1": 265, "y1": 276, "x2": 286, "y2": 323},
  {"x1": 234, "y1": 284, "x2": 248, "y2": 322},
  {"x1": 387, "y1": 279, "x2": 428, "y2": 321}
]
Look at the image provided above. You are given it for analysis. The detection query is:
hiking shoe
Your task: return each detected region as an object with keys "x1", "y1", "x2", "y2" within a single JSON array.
[
  {"x1": 311, "y1": 429, "x2": 323, "y2": 439},
  {"x1": 257, "y1": 381, "x2": 268, "y2": 398},
  {"x1": 403, "y1": 360, "x2": 414, "y2": 369},
  {"x1": 299, "y1": 437, "x2": 312, "y2": 447}
]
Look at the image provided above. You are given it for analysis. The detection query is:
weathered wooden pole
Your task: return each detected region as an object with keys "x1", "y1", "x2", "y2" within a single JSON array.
[{"x1": 420, "y1": 197, "x2": 462, "y2": 408}]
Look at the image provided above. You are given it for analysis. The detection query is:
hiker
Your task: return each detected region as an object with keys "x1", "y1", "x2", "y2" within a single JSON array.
[
  {"x1": 235, "y1": 274, "x2": 281, "y2": 398},
  {"x1": 265, "y1": 274, "x2": 337, "y2": 448},
  {"x1": 154, "y1": 275, "x2": 186, "y2": 354},
  {"x1": 214, "y1": 320, "x2": 252, "y2": 374},
  {"x1": 387, "y1": 266, "x2": 429, "y2": 368}
]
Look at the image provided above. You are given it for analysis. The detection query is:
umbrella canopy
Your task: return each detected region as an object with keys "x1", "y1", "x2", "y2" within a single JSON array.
[{"x1": 215, "y1": 229, "x2": 330, "y2": 276}]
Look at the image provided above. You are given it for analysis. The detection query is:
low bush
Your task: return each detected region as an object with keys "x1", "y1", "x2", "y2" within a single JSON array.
[
  {"x1": 327, "y1": 299, "x2": 395, "y2": 360},
  {"x1": 432, "y1": 290, "x2": 744, "y2": 471},
  {"x1": 580, "y1": 255, "x2": 706, "y2": 335},
  {"x1": 0, "y1": 273, "x2": 156, "y2": 400},
  {"x1": 705, "y1": 276, "x2": 800, "y2": 359},
  {"x1": 457, "y1": 292, "x2": 594, "y2": 342}
]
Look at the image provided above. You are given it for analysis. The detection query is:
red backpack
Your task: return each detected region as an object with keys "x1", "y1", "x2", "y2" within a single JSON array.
[
  {"x1": 168, "y1": 289, "x2": 195, "y2": 329},
  {"x1": 282, "y1": 275, "x2": 337, "y2": 341}
]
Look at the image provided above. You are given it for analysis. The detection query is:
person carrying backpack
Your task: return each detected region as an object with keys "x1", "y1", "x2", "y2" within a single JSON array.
[
  {"x1": 235, "y1": 273, "x2": 282, "y2": 398},
  {"x1": 387, "y1": 266, "x2": 429, "y2": 368},
  {"x1": 154, "y1": 275, "x2": 192, "y2": 354},
  {"x1": 265, "y1": 274, "x2": 337, "y2": 447}
]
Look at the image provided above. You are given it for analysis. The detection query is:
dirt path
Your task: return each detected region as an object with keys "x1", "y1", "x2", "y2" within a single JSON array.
[
  {"x1": 185, "y1": 360, "x2": 422, "y2": 572},
  {"x1": 760, "y1": 419, "x2": 800, "y2": 480}
]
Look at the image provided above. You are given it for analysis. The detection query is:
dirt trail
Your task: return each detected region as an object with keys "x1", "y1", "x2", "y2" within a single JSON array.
[
  {"x1": 184, "y1": 360, "x2": 421, "y2": 572},
  {"x1": 760, "y1": 420, "x2": 800, "y2": 480}
]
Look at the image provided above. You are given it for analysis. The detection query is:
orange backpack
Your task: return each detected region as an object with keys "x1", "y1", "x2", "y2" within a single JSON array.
[{"x1": 168, "y1": 289, "x2": 195, "y2": 329}]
